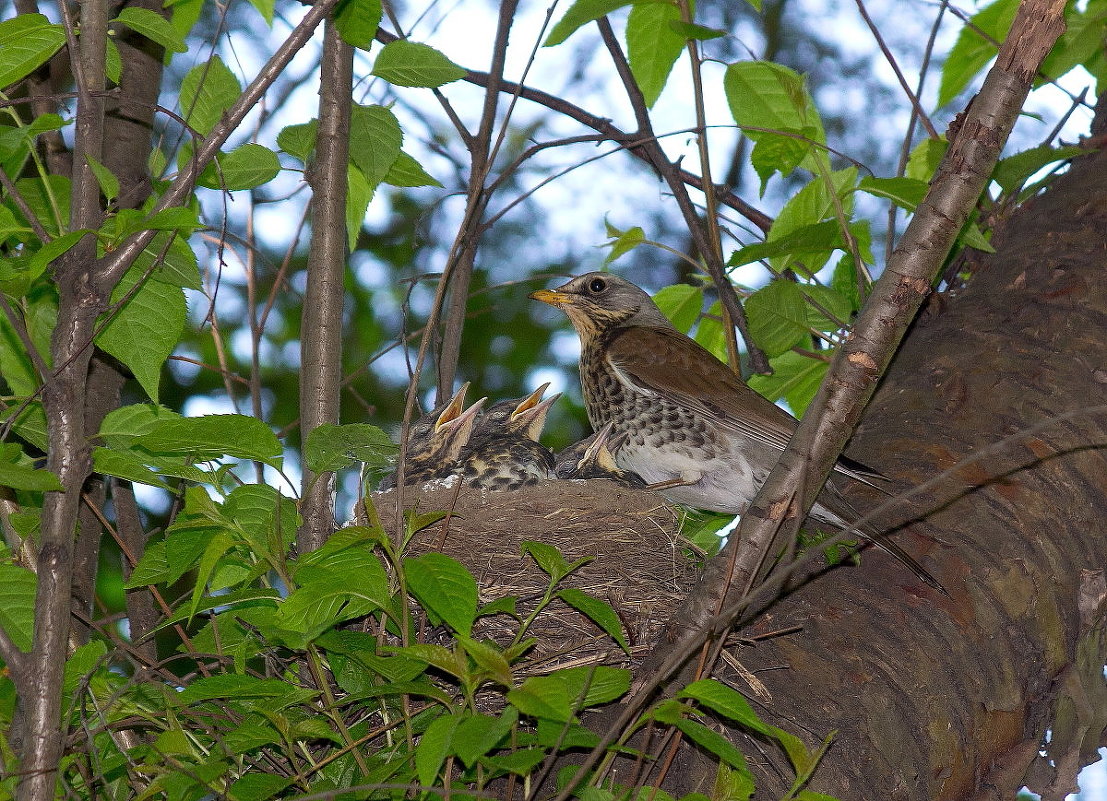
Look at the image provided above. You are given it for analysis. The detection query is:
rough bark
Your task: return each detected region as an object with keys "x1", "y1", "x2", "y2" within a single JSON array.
[{"x1": 728, "y1": 130, "x2": 1107, "y2": 800}]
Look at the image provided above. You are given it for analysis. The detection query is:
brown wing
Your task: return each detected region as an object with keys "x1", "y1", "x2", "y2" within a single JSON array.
[{"x1": 605, "y1": 325, "x2": 799, "y2": 452}]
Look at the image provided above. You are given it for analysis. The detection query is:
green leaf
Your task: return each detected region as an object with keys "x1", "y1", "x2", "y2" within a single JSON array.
[
  {"x1": 671, "y1": 716, "x2": 749, "y2": 771},
  {"x1": 136, "y1": 414, "x2": 283, "y2": 468},
  {"x1": 552, "y1": 665, "x2": 631, "y2": 708},
  {"x1": 95, "y1": 266, "x2": 186, "y2": 403},
  {"x1": 346, "y1": 163, "x2": 371, "y2": 252},
  {"x1": 383, "y1": 150, "x2": 442, "y2": 188},
  {"x1": 484, "y1": 747, "x2": 547, "y2": 776},
  {"x1": 85, "y1": 155, "x2": 120, "y2": 202},
  {"x1": 304, "y1": 423, "x2": 397, "y2": 473},
  {"x1": 372, "y1": 40, "x2": 466, "y2": 88},
  {"x1": 521, "y1": 540, "x2": 591, "y2": 584},
  {"x1": 457, "y1": 636, "x2": 513, "y2": 686},
  {"x1": 348, "y1": 105, "x2": 402, "y2": 190},
  {"x1": 92, "y1": 446, "x2": 173, "y2": 490},
  {"x1": 507, "y1": 676, "x2": 573, "y2": 722},
  {"x1": 0, "y1": 402, "x2": 48, "y2": 452},
  {"x1": 557, "y1": 588, "x2": 629, "y2": 652},
  {"x1": 0, "y1": 15, "x2": 66, "y2": 90},
  {"x1": 724, "y1": 61, "x2": 825, "y2": 146},
  {"x1": 937, "y1": 0, "x2": 1017, "y2": 107},
  {"x1": 653, "y1": 283, "x2": 703, "y2": 334},
  {"x1": 680, "y1": 679, "x2": 813, "y2": 774},
  {"x1": 277, "y1": 120, "x2": 318, "y2": 162},
  {"x1": 197, "y1": 143, "x2": 281, "y2": 190},
  {"x1": 905, "y1": 137, "x2": 947, "y2": 183},
  {"x1": 0, "y1": 564, "x2": 36, "y2": 651},
  {"x1": 668, "y1": 21, "x2": 726, "y2": 40},
  {"x1": 857, "y1": 175, "x2": 928, "y2": 212},
  {"x1": 744, "y1": 279, "x2": 807, "y2": 356},
  {"x1": 0, "y1": 443, "x2": 63, "y2": 491},
  {"x1": 179, "y1": 56, "x2": 242, "y2": 137},
  {"x1": 105, "y1": 38, "x2": 121, "y2": 84},
  {"x1": 405, "y1": 553, "x2": 478, "y2": 637},
  {"x1": 802, "y1": 284, "x2": 851, "y2": 333},
  {"x1": 730, "y1": 220, "x2": 845, "y2": 269},
  {"x1": 125, "y1": 537, "x2": 171, "y2": 587},
  {"x1": 747, "y1": 350, "x2": 829, "y2": 417},
  {"x1": 111, "y1": 7, "x2": 188, "y2": 53},
  {"x1": 453, "y1": 709, "x2": 518, "y2": 768},
  {"x1": 545, "y1": 0, "x2": 632, "y2": 47},
  {"x1": 228, "y1": 773, "x2": 291, "y2": 801},
  {"x1": 416, "y1": 713, "x2": 462, "y2": 786},
  {"x1": 992, "y1": 144, "x2": 1083, "y2": 193},
  {"x1": 960, "y1": 221, "x2": 995, "y2": 253},
  {"x1": 177, "y1": 675, "x2": 319, "y2": 705},
  {"x1": 627, "y1": 2, "x2": 685, "y2": 108},
  {"x1": 603, "y1": 223, "x2": 645, "y2": 264},
  {"x1": 98, "y1": 403, "x2": 181, "y2": 449},
  {"x1": 335, "y1": 0, "x2": 382, "y2": 49}
]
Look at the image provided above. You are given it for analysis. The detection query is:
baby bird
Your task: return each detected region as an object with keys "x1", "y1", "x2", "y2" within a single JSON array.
[
  {"x1": 458, "y1": 384, "x2": 560, "y2": 490},
  {"x1": 555, "y1": 421, "x2": 646, "y2": 488},
  {"x1": 379, "y1": 383, "x2": 486, "y2": 490}
]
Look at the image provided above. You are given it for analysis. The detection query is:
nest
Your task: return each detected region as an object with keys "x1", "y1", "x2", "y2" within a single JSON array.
[{"x1": 367, "y1": 478, "x2": 702, "y2": 671}]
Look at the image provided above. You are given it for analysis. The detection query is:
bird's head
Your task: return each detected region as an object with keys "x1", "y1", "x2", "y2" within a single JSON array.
[{"x1": 530, "y1": 272, "x2": 672, "y2": 336}]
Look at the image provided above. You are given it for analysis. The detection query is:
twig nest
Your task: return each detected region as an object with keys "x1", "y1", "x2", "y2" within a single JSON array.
[{"x1": 368, "y1": 479, "x2": 700, "y2": 669}]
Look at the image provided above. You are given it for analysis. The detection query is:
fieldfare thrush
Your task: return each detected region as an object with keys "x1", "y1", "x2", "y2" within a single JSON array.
[
  {"x1": 457, "y1": 384, "x2": 559, "y2": 490},
  {"x1": 555, "y1": 421, "x2": 646, "y2": 487},
  {"x1": 379, "y1": 383, "x2": 486, "y2": 490},
  {"x1": 531, "y1": 272, "x2": 942, "y2": 591}
]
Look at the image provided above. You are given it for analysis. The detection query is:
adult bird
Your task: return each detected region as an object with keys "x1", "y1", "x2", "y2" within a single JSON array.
[
  {"x1": 379, "y1": 383, "x2": 486, "y2": 490},
  {"x1": 531, "y1": 272, "x2": 942, "y2": 591},
  {"x1": 457, "y1": 384, "x2": 559, "y2": 490}
]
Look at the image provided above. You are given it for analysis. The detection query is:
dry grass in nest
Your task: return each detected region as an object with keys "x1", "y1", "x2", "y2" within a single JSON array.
[{"x1": 366, "y1": 478, "x2": 702, "y2": 671}]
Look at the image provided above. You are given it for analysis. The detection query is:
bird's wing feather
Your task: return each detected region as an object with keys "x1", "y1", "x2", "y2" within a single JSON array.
[{"x1": 605, "y1": 326, "x2": 799, "y2": 451}]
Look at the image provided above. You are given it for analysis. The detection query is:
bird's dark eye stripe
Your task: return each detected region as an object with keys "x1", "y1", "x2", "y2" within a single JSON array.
[{"x1": 588, "y1": 278, "x2": 606, "y2": 293}]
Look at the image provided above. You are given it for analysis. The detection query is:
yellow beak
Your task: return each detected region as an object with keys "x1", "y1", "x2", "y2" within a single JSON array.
[{"x1": 529, "y1": 289, "x2": 573, "y2": 306}]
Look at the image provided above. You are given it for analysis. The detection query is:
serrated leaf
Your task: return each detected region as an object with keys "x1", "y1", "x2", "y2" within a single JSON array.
[
  {"x1": 724, "y1": 61, "x2": 825, "y2": 146},
  {"x1": 383, "y1": 150, "x2": 442, "y2": 188},
  {"x1": 372, "y1": 40, "x2": 466, "y2": 87},
  {"x1": 857, "y1": 175, "x2": 928, "y2": 212},
  {"x1": 277, "y1": 120, "x2": 317, "y2": 162},
  {"x1": 125, "y1": 537, "x2": 171, "y2": 587},
  {"x1": 348, "y1": 105, "x2": 402, "y2": 190},
  {"x1": 346, "y1": 163, "x2": 371, "y2": 252},
  {"x1": 603, "y1": 224, "x2": 645, "y2": 264},
  {"x1": 0, "y1": 402, "x2": 48, "y2": 452},
  {"x1": 744, "y1": 279, "x2": 807, "y2": 356},
  {"x1": 653, "y1": 284, "x2": 703, "y2": 333},
  {"x1": 197, "y1": 143, "x2": 280, "y2": 190},
  {"x1": 748, "y1": 350, "x2": 829, "y2": 416},
  {"x1": 135, "y1": 414, "x2": 283, "y2": 468},
  {"x1": 98, "y1": 403, "x2": 181, "y2": 448},
  {"x1": 627, "y1": 2, "x2": 685, "y2": 108},
  {"x1": 937, "y1": 0, "x2": 1017, "y2": 107},
  {"x1": 507, "y1": 676, "x2": 572, "y2": 722},
  {"x1": 111, "y1": 7, "x2": 188, "y2": 53},
  {"x1": 0, "y1": 564, "x2": 36, "y2": 650},
  {"x1": 179, "y1": 56, "x2": 241, "y2": 137},
  {"x1": 551, "y1": 665, "x2": 631, "y2": 708},
  {"x1": 92, "y1": 446, "x2": 173, "y2": 490},
  {"x1": 671, "y1": 718, "x2": 749, "y2": 771},
  {"x1": 304, "y1": 423, "x2": 397, "y2": 473},
  {"x1": 0, "y1": 443, "x2": 62, "y2": 491},
  {"x1": 669, "y1": 21, "x2": 726, "y2": 40},
  {"x1": 992, "y1": 144, "x2": 1083, "y2": 193},
  {"x1": 95, "y1": 266, "x2": 185, "y2": 403},
  {"x1": 405, "y1": 553, "x2": 478, "y2": 637},
  {"x1": 558, "y1": 588, "x2": 628, "y2": 652},
  {"x1": 905, "y1": 138, "x2": 947, "y2": 183},
  {"x1": 545, "y1": 0, "x2": 632, "y2": 47},
  {"x1": 335, "y1": 0, "x2": 382, "y2": 49},
  {"x1": 177, "y1": 675, "x2": 318, "y2": 704},
  {"x1": 730, "y1": 220, "x2": 845, "y2": 269},
  {"x1": 0, "y1": 15, "x2": 66, "y2": 90}
]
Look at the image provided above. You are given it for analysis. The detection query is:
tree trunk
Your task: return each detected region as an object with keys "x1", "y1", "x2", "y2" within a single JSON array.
[{"x1": 731, "y1": 106, "x2": 1107, "y2": 800}]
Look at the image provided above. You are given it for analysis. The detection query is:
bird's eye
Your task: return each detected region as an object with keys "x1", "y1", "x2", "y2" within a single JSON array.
[{"x1": 587, "y1": 277, "x2": 607, "y2": 294}]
